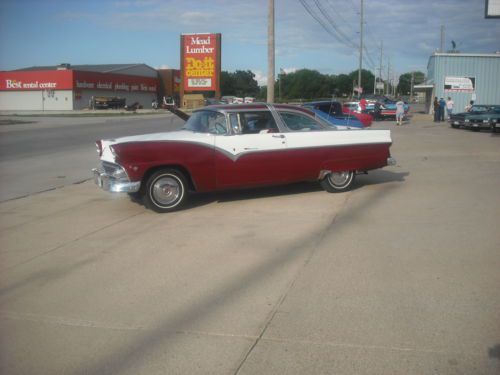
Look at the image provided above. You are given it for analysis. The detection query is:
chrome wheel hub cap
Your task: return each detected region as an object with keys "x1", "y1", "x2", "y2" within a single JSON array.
[
  {"x1": 329, "y1": 172, "x2": 350, "y2": 185},
  {"x1": 152, "y1": 176, "x2": 181, "y2": 205}
]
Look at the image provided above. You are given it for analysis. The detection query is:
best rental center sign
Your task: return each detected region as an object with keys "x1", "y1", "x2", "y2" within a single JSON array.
[{"x1": 181, "y1": 33, "x2": 221, "y2": 92}]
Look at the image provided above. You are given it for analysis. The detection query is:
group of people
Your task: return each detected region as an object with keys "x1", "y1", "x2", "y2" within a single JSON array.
[{"x1": 433, "y1": 97, "x2": 455, "y2": 122}]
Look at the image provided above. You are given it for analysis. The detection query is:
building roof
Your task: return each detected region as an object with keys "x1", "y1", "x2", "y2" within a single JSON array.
[
  {"x1": 432, "y1": 52, "x2": 500, "y2": 58},
  {"x1": 14, "y1": 63, "x2": 157, "y2": 76}
]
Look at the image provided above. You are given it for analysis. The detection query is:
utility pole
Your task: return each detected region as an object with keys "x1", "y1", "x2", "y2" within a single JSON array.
[
  {"x1": 440, "y1": 25, "x2": 445, "y2": 53},
  {"x1": 278, "y1": 68, "x2": 282, "y2": 101},
  {"x1": 410, "y1": 71, "x2": 414, "y2": 101},
  {"x1": 377, "y1": 41, "x2": 383, "y2": 95},
  {"x1": 267, "y1": 0, "x2": 275, "y2": 103},
  {"x1": 386, "y1": 59, "x2": 391, "y2": 96},
  {"x1": 357, "y1": 0, "x2": 364, "y2": 98}
]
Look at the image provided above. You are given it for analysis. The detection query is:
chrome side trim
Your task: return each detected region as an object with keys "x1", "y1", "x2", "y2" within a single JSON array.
[{"x1": 318, "y1": 169, "x2": 331, "y2": 180}]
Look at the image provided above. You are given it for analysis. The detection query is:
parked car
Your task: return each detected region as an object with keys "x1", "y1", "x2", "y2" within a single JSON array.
[
  {"x1": 92, "y1": 103, "x2": 395, "y2": 213},
  {"x1": 489, "y1": 107, "x2": 500, "y2": 133},
  {"x1": 342, "y1": 101, "x2": 389, "y2": 121},
  {"x1": 302, "y1": 101, "x2": 368, "y2": 128},
  {"x1": 124, "y1": 102, "x2": 143, "y2": 111},
  {"x1": 92, "y1": 96, "x2": 126, "y2": 109},
  {"x1": 463, "y1": 105, "x2": 500, "y2": 131},
  {"x1": 449, "y1": 104, "x2": 496, "y2": 129}
]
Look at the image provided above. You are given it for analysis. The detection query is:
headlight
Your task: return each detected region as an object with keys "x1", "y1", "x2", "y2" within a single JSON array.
[
  {"x1": 483, "y1": 119, "x2": 489, "y2": 123},
  {"x1": 95, "y1": 140, "x2": 103, "y2": 156},
  {"x1": 111, "y1": 167, "x2": 128, "y2": 179}
]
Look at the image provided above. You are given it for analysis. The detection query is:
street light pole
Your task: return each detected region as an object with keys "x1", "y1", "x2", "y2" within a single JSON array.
[
  {"x1": 267, "y1": 0, "x2": 275, "y2": 103},
  {"x1": 357, "y1": 0, "x2": 364, "y2": 98}
]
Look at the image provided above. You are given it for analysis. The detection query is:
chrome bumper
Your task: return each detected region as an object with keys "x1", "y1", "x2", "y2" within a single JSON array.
[{"x1": 92, "y1": 168, "x2": 141, "y2": 193}]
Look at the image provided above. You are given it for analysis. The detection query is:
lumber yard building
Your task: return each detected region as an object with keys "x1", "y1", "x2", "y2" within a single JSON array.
[{"x1": 0, "y1": 63, "x2": 178, "y2": 111}]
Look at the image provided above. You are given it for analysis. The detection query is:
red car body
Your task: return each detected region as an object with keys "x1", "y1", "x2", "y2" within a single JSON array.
[{"x1": 342, "y1": 107, "x2": 374, "y2": 127}]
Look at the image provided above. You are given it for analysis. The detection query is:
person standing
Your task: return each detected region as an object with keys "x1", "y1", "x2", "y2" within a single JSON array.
[
  {"x1": 438, "y1": 98, "x2": 446, "y2": 122},
  {"x1": 360, "y1": 98, "x2": 367, "y2": 112},
  {"x1": 433, "y1": 97, "x2": 439, "y2": 122},
  {"x1": 446, "y1": 97, "x2": 454, "y2": 119},
  {"x1": 395, "y1": 98, "x2": 405, "y2": 126}
]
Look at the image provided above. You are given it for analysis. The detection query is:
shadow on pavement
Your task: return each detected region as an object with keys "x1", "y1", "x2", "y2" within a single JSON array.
[
  {"x1": 129, "y1": 170, "x2": 408, "y2": 211},
  {"x1": 74, "y1": 180, "x2": 402, "y2": 374}
]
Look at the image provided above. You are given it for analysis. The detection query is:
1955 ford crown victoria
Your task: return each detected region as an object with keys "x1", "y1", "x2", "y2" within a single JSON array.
[{"x1": 92, "y1": 103, "x2": 395, "y2": 213}]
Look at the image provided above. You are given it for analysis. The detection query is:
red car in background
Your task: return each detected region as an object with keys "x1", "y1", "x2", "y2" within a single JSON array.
[{"x1": 342, "y1": 102, "x2": 374, "y2": 127}]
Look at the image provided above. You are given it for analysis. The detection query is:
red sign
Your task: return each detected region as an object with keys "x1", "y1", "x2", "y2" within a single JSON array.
[
  {"x1": 0, "y1": 70, "x2": 73, "y2": 91},
  {"x1": 0, "y1": 70, "x2": 158, "y2": 93},
  {"x1": 182, "y1": 33, "x2": 219, "y2": 91}
]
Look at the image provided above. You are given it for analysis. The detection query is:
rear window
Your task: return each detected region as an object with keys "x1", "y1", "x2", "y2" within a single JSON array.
[{"x1": 279, "y1": 111, "x2": 325, "y2": 132}]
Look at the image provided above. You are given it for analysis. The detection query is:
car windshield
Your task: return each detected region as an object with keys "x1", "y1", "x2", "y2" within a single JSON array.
[
  {"x1": 182, "y1": 110, "x2": 227, "y2": 134},
  {"x1": 470, "y1": 106, "x2": 489, "y2": 113}
]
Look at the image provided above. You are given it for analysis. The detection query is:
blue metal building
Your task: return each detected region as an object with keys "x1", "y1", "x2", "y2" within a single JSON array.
[{"x1": 416, "y1": 53, "x2": 500, "y2": 114}]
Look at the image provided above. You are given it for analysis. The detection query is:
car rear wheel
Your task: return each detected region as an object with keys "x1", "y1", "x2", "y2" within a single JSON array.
[
  {"x1": 144, "y1": 169, "x2": 188, "y2": 213},
  {"x1": 320, "y1": 171, "x2": 355, "y2": 193}
]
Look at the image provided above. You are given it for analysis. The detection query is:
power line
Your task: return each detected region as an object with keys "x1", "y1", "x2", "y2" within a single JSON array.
[
  {"x1": 313, "y1": 0, "x2": 358, "y2": 49},
  {"x1": 300, "y1": 0, "x2": 376, "y2": 72},
  {"x1": 299, "y1": 0, "x2": 357, "y2": 51}
]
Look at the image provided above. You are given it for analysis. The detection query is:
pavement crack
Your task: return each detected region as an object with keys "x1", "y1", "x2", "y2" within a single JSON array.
[
  {"x1": 233, "y1": 193, "x2": 352, "y2": 375},
  {"x1": 2, "y1": 211, "x2": 145, "y2": 272},
  {"x1": 0, "y1": 310, "x2": 146, "y2": 331}
]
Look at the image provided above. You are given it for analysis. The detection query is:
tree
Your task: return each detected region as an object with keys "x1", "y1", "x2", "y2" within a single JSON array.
[
  {"x1": 278, "y1": 69, "x2": 333, "y2": 100},
  {"x1": 397, "y1": 71, "x2": 425, "y2": 96},
  {"x1": 233, "y1": 70, "x2": 259, "y2": 97},
  {"x1": 347, "y1": 69, "x2": 375, "y2": 96},
  {"x1": 333, "y1": 74, "x2": 353, "y2": 97},
  {"x1": 220, "y1": 70, "x2": 259, "y2": 97},
  {"x1": 220, "y1": 71, "x2": 235, "y2": 96}
]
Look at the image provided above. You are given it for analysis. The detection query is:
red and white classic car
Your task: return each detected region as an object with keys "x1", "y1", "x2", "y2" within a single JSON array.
[{"x1": 93, "y1": 104, "x2": 395, "y2": 212}]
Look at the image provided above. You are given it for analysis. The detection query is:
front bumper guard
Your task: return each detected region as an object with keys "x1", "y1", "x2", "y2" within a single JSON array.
[{"x1": 92, "y1": 168, "x2": 141, "y2": 193}]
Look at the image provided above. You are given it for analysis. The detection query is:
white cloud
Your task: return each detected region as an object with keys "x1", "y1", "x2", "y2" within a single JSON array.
[
  {"x1": 54, "y1": 0, "x2": 500, "y2": 75},
  {"x1": 252, "y1": 70, "x2": 268, "y2": 86}
]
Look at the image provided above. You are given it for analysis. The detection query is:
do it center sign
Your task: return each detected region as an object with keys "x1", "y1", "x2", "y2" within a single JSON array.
[{"x1": 181, "y1": 33, "x2": 220, "y2": 92}]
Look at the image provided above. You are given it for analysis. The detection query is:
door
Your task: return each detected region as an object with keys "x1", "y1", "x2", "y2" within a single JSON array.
[{"x1": 215, "y1": 110, "x2": 288, "y2": 188}]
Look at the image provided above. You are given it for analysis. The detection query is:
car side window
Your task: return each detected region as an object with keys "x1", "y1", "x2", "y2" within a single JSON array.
[
  {"x1": 279, "y1": 111, "x2": 324, "y2": 131},
  {"x1": 237, "y1": 111, "x2": 279, "y2": 134},
  {"x1": 207, "y1": 112, "x2": 227, "y2": 134},
  {"x1": 183, "y1": 111, "x2": 227, "y2": 134},
  {"x1": 318, "y1": 104, "x2": 333, "y2": 114}
]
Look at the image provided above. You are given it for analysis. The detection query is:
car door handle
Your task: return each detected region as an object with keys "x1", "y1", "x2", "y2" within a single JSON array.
[{"x1": 272, "y1": 134, "x2": 285, "y2": 139}]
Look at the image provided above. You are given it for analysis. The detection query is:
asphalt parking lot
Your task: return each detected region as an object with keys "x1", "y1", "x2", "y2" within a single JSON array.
[{"x1": 0, "y1": 113, "x2": 499, "y2": 374}]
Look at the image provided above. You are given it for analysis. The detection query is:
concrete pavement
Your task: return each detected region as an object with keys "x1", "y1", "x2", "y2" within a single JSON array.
[{"x1": 0, "y1": 115, "x2": 499, "y2": 374}]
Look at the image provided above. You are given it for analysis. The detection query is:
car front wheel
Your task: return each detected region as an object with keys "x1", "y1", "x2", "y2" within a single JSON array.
[
  {"x1": 320, "y1": 171, "x2": 355, "y2": 192},
  {"x1": 144, "y1": 169, "x2": 188, "y2": 213}
]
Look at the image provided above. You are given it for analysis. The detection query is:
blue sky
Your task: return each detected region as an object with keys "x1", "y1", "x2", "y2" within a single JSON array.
[{"x1": 1, "y1": 0, "x2": 499, "y2": 85}]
